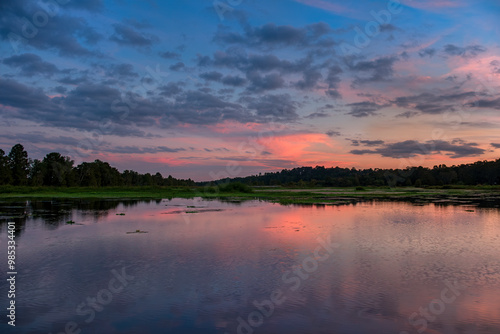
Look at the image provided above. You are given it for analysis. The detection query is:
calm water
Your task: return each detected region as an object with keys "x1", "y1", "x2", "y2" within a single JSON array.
[{"x1": 1, "y1": 199, "x2": 499, "y2": 334}]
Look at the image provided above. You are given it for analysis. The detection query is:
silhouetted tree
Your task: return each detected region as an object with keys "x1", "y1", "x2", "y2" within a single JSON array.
[
  {"x1": 0, "y1": 149, "x2": 12, "y2": 185},
  {"x1": 8, "y1": 144, "x2": 29, "y2": 185}
]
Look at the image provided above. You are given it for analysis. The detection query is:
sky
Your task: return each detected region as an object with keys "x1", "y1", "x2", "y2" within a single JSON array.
[{"x1": 0, "y1": 0, "x2": 499, "y2": 181}]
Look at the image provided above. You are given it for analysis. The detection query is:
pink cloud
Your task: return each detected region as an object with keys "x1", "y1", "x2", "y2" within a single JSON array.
[
  {"x1": 405, "y1": 0, "x2": 466, "y2": 10},
  {"x1": 293, "y1": 0, "x2": 358, "y2": 17}
]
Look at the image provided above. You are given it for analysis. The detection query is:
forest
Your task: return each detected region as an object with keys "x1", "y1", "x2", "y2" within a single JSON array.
[
  {"x1": 0, "y1": 144, "x2": 195, "y2": 187},
  {"x1": 1, "y1": 143, "x2": 499, "y2": 188},
  {"x1": 225, "y1": 160, "x2": 500, "y2": 187}
]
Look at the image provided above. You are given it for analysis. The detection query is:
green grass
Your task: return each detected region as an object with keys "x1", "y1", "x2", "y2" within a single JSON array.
[{"x1": 0, "y1": 185, "x2": 498, "y2": 206}]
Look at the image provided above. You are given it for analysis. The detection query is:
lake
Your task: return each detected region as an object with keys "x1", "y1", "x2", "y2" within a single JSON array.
[{"x1": 1, "y1": 198, "x2": 499, "y2": 334}]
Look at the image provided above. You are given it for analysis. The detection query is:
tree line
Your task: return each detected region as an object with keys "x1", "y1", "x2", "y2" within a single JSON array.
[
  {"x1": 1, "y1": 143, "x2": 499, "y2": 188},
  {"x1": 220, "y1": 160, "x2": 500, "y2": 187},
  {"x1": 0, "y1": 144, "x2": 195, "y2": 187}
]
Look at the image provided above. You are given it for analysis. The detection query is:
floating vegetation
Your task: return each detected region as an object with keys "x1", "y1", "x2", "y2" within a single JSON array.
[
  {"x1": 116, "y1": 213, "x2": 126, "y2": 215},
  {"x1": 161, "y1": 208, "x2": 224, "y2": 215},
  {"x1": 126, "y1": 229, "x2": 148, "y2": 234},
  {"x1": 66, "y1": 220, "x2": 76, "y2": 224}
]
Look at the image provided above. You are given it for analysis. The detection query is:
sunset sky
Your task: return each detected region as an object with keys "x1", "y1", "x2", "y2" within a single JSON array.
[{"x1": 1, "y1": 0, "x2": 499, "y2": 181}]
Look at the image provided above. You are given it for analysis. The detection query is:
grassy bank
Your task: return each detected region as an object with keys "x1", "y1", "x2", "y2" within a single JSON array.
[{"x1": 1, "y1": 185, "x2": 499, "y2": 206}]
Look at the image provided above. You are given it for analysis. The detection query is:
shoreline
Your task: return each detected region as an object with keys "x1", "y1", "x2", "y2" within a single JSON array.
[{"x1": 1, "y1": 186, "x2": 499, "y2": 207}]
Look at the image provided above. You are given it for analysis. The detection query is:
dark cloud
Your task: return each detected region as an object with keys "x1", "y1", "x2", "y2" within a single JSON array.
[
  {"x1": 0, "y1": 78, "x2": 51, "y2": 110},
  {"x1": 490, "y1": 60, "x2": 500, "y2": 73},
  {"x1": 210, "y1": 50, "x2": 310, "y2": 75},
  {"x1": 0, "y1": 5, "x2": 102, "y2": 57},
  {"x1": 491, "y1": 143, "x2": 500, "y2": 149},
  {"x1": 305, "y1": 111, "x2": 330, "y2": 119},
  {"x1": 346, "y1": 101, "x2": 386, "y2": 117},
  {"x1": 348, "y1": 56, "x2": 398, "y2": 85},
  {"x1": 54, "y1": 86, "x2": 67, "y2": 94},
  {"x1": 159, "y1": 51, "x2": 181, "y2": 60},
  {"x1": 246, "y1": 72, "x2": 285, "y2": 92},
  {"x1": 326, "y1": 130, "x2": 341, "y2": 137},
  {"x1": 105, "y1": 63, "x2": 139, "y2": 79},
  {"x1": 443, "y1": 44, "x2": 487, "y2": 58},
  {"x1": 245, "y1": 94, "x2": 299, "y2": 122},
  {"x1": 468, "y1": 97, "x2": 500, "y2": 110},
  {"x1": 169, "y1": 62, "x2": 185, "y2": 71},
  {"x1": 0, "y1": 132, "x2": 88, "y2": 148},
  {"x1": 58, "y1": 76, "x2": 89, "y2": 85},
  {"x1": 326, "y1": 89, "x2": 342, "y2": 99},
  {"x1": 3, "y1": 53, "x2": 59, "y2": 77},
  {"x1": 350, "y1": 140, "x2": 485, "y2": 158},
  {"x1": 1, "y1": 76, "x2": 300, "y2": 135},
  {"x1": 380, "y1": 24, "x2": 397, "y2": 32},
  {"x1": 393, "y1": 92, "x2": 479, "y2": 114},
  {"x1": 325, "y1": 65, "x2": 342, "y2": 88},
  {"x1": 110, "y1": 23, "x2": 158, "y2": 47},
  {"x1": 418, "y1": 48, "x2": 436, "y2": 58},
  {"x1": 200, "y1": 71, "x2": 223, "y2": 82},
  {"x1": 360, "y1": 140, "x2": 385, "y2": 146},
  {"x1": 106, "y1": 146, "x2": 186, "y2": 154},
  {"x1": 221, "y1": 75, "x2": 246, "y2": 87},
  {"x1": 198, "y1": 49, "x2": 322, "y2": 91},
  {"x1": 294, "y1": 68, "x2": 322, "y2": 90},
  {"x1": 214, "y1": 22, "x2": 334, "y2": 49},
  {"x1": 396, "y1": 110, "x2": 419, "y2": 118}
]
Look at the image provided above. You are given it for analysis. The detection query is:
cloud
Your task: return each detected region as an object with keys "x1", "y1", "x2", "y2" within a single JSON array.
[
  {"x1": 110, "y1": 23, "x2": 158, "y2": 47},
  {"x1": 245, "y1": 94, "x2": 299, "y2": 122},
  {"x1": 380, "y1": 24, "x2": 397, "y2": 32},
  {"x1": 246, "y1": 72, "x2": 285, "y2": 92},
  {"x1": 105, "y1": 63, "x2": 139, "y2": 79},
  {"x1": 159, "y1": 51, "x2": 181, "y2": 60},
  {"x1": 348, "y1": 56, "x2": 398, "y2": 85},
  {"x1": 468, "y1": 97, "x2": 500, "y2": 110},
  {"x1": 350, "y1": 140, "x2": 485, "y2": 158},
  {"x1": 491, "y1": 143, "x2": 500, "y2": 149},
  {"x1": 443, "y1": 44, "x2": 487, "y2": 58},
  {"x1": 294, "y1": 68, "x2": 322, "y2": 90},
  {"x1": 106, "y1": 146, "x2": 186, "y2": 154},
  {"x1": 418, "y1": 48, "x2": 436, "y2": 58},
  {"x1": 305, "y1": 111, "x2": 330, "y2": 119},
  {"x1": 3, "y1": 53, "x2": 59, "y2": 77},
  {"x1": 326, "y1": 130, "x2": 341, "y2": 137},
  {"x1": 169, "y1": 62, "x2": 185, "y2": 71},
  {"x1": 0, "y1": 132, "x2": 90, "y2": 148},
  {"x1": 158, "y1": 82, "x2": 183, "y2": 97},
  {"x1": 0, "y1": 5, "x2": 102, "y2": 57},
  {"x1": 0, "y1": 78, "x2": 51, "y2": 110},
  {"x1": 346, "y1": 101, "x2": 387, "y2": 117},
  {"x1": 221, "y1": 75, "x2": 247, "y2": 87},
  {"x1": 214, "y1": 22, "x2": 334, "y2": 49},
  {"x1": 200, "y1": 71, "x2": 223, "y2": 82},
  {"x1": 393, "y1": 91, "x2": 479, "y2": 114}
]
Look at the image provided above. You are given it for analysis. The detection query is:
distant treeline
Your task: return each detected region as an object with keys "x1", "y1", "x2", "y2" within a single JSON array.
[
  {"x1": 0, "y1": 144, "x2": 195, "y2": 187},
  {"x1": 2, "y1": 143, "x2": 499, "y2": 188},
  {"x1": 215, "y1": 160, "x2": 500, "y2": 187}
]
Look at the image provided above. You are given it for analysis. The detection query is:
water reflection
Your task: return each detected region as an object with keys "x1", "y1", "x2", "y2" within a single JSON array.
[{"x1": 0, "y1": 199, "x2": 499, "y2": 334}]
